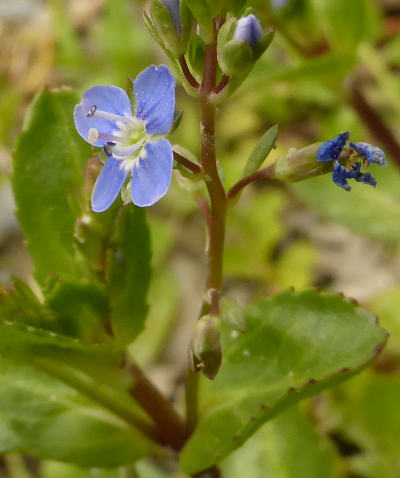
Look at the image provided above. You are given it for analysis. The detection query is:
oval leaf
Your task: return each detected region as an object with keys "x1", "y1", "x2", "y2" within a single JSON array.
[{"x1": 180, "y1": 289, "x2": 387, "y2": 473}]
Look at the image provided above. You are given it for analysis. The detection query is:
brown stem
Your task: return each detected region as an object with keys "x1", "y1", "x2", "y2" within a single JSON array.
[
  {"x1": 129, "y1": 363, "x2": 187, "y2": 450},
  {"x1": 349, "y1": 84, "x2": 400, "y2": 170},
  {"x1": 179, "y1": 55, "x2": 200, "y2": 89},
  {"x1": 174, "y1": 151, "x2": 202, "y2": 174},
  {"x1": 200, "y1": 43, "x2": 227, "y2": 297},
  {"x1": 227, "y1": 165, "x2": 275, "y2": 200}
]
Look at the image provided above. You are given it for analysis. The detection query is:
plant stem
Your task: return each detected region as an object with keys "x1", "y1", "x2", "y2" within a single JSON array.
[
  {"x1": 129, "y1": 363, "x2": 187, "y2": 451},
  {"x1": 227, "y1": 165, "x2": 275, "y2": 200},
  {"x1": 179, "y1": 55, "x2": 200, "y2": 89},
  {"x1": 174, "y1": 151, "x2": 202, "y2": 174},
  {"x1": 185, "y1": 39, "x2": 228, "y2": 434},
  {"x1": 201, "y1": 43, "x2": 227, "y2": 299}
]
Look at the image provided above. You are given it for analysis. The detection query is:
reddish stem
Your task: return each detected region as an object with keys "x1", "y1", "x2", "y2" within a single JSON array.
[
  {"x1": 227, "y1": 165, "x2": 275, "y2": 200},
  {"x1": 174, "y1": 151, "x2": 202, "y2": 174},
  {"x1": 179, "y1": 55, "x2": 200, "y2": 89}
]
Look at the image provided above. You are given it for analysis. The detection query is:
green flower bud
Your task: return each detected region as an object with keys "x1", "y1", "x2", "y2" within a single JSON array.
[
  {"x1": 273, "y1": 143, "x2": 333, "y2": 182},
  {"x1": 217, "y1": 14, "x2": 274, "y2": 76},
  {"x1": 189, "y1": 315, "x2": 222, "y2": 380},
  {"x1": 150, "y1": 0, "x2": 193, "y2": 56}
]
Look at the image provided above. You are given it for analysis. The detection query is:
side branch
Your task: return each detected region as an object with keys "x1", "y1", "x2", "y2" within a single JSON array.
[
  {"x1": 227, "y1": 165, "x2": 275, "y2": 200},
  {"x1": 179, "y1": 55, "x2": 200, "y2": 89},
  {"x1": 174, "y1": 151, "x2": 202, "y2": 174}
]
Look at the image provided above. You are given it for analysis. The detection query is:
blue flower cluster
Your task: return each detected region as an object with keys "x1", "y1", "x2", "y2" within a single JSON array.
[
  {"x1": 317, "y1": 132, "x2": 387, "y2": 191},
  {"x1": 74, "y1": 65, "x2": 175, "y2": 212}
]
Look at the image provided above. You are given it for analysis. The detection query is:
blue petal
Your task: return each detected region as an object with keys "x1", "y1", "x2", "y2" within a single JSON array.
[
  {"x1": 161, "y1": 0, "x2": 182, "y2": 32},
  {"x1": 354, "y1": 170, "x2": 377, "y2": 187},
  {"x1": 349, "y1": 142, "x2": 387, "y2": 166},
  {"x1": 74, "y1": 86, "x2": 132, "y2": 147},
  {"x1": 317, "y1": 131, "x2": 350, "y2": 163},
  {"x1": 134, "y1": 66, "x2": 175, "y2": 136},
  {"x1": 233, "y1": 14, "x2": 263, "y2": 48},
  {"x1": 332, "y1": 160, "x2": 352, "y2": 191},
  {"x1": 91, "y1": 157, "x2": 128, "y2": 212},
  {"x1": 131, "y1": 139, "x2": 173, "y2": 207}
]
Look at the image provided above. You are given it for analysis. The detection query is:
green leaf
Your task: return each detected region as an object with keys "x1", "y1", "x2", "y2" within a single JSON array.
[
  {"x1": 107, "y1": 207, "x2": 152, "y2": 345},
  {"x1": 292, "y1": 163, "x2": 400, "y2": 241},
  {"x1": 45, "y1": 280, "x2": 109, "y2": 341},
  {"x1": 221, "y1": 406, "x2": 342, "y2": 478},
  {"x1": 12, "y1": 89, "x2": 90, "y2": 287},
  {"x1": 179, "y1": 290, "x2": 387, "y2": 474},
  {"x1": 242, "y1": 124, "x2": 279, "y2": 177},
  {"x1": 0, "y1": 357, "x2": 152, "y2": 467}
]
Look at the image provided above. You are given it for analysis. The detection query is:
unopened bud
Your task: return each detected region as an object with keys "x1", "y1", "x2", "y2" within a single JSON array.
[
  {"x1": 217, "y1": 14, "x2": 274, "y2": 76},
  {"x1": 150, "y1": 0, "x2": 193, "y2": 56},
  {"x1": 189, "y1": 315, "x2": 222, "y2": 380},
  {"x1": 233, "y1": 14, "x2": 263, "y2": 48},
  {"x1": 273, "y1": 143, "x2": 333, "y2": 182}
]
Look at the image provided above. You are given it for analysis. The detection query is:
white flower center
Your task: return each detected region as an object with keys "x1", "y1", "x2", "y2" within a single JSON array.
[{"x1": 87, "y1": 104, "x2": 148, "y2": 171}]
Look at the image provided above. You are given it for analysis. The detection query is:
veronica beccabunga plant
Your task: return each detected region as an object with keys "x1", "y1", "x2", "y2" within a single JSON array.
[{"x1": 7, "y1": 2, "x2": 390, "y2": 478}]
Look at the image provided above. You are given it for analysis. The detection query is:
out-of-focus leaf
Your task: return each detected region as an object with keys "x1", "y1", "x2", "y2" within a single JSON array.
[
  {"x1": 331, "y1": 372, "x2": 400, "y2": 478},
  {"x1": 107, "y1": 207, "x2": 152, "y2": 345},
  {"x1": 242, "y1": 124, "x2": 279, "y2": 177},
  {"x1": 0, "y1": 357, "x2": 152, "y2": 467},
  {"x1": 225, "y1": 190, "x2": 286, "y2": 280},
  {"x1": 274, "y1": 239, "x2": 316, "y2": 290},
  {"x1": 292, "y1": 164, "x2": 400, "y2": 241},
  {"x1": 12, "y1": 89, "x2": 90, "y2": 287},
  {"x1": 180, "y1": 290, "x2": 387, "y2": 474},
  {"x1": 41, "y1": 461, "x2": 127, "y2": 478},
  {"x1": 368, "y1": 288, "x2": 400, "y2": 353},
  {"x1": 130, "y1": 270, "x2": 178, "y2": 367},
  {"x1": 310, "y1": 0, "x2": 381, "y2": 53},
  {"x1": 222, "y1": 406, "x2": 342, "y2": 478},
  {"x1": 45, "y1": 281, "x2": 109, "y2": 342}
]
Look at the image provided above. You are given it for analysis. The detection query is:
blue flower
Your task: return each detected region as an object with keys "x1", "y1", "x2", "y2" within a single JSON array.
[
  {"x1": 348, "y1": 142, "x2": 388, "y2": 166},
  {"x1": 317, "y1": 132, "x2": 386, "y2": 191},
  {"x1": 317, "y1": 131, "x2": 350, "y2": 162},
  {"x1": 233, "y1": 14, "x2": 263, "y2": 48},
  {"x1": 74, "y1": 65, "x2": 175, "y2": 212}
]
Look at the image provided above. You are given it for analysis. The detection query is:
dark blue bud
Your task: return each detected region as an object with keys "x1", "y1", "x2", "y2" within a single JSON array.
[
  {"x1": 160, "y1": 0, "x2": 182, "y2": 32},
  {"x1": 348, "y1": 141, "x2": 387, "y2": 166},
  {"x1": 233, "y1": 14, "x2": 263, "y2": 49},
  {"x1": 317, "y1": 131, "x2": 350, "y2": 163}
]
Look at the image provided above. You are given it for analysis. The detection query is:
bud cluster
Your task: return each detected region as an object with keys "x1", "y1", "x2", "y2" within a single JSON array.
[{"x1": 146, "y1": 1, "x2": 274, "y2": 99}]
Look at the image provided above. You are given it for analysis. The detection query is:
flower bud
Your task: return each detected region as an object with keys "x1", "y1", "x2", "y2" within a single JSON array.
[
  {"x1": 273, "y1": 143, "x2": 333, "y2": 182},
  {"x1": 233, "y1": 14, "x2": 263, "y2": 48},
  {"x1": 217, "y1": 14, "x2": 274, "y2": 76},
  {"x1": 150, "y1": 0, "x2": 193, "y2": 56},
  {"x1": 189, "y1": 315, "x2": 222, "y2": 380}
]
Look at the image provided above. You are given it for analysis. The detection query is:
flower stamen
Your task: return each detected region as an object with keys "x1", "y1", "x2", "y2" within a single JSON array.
[{"x1": 87, "y1": 105, "x2": 133, "y2": 124}]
